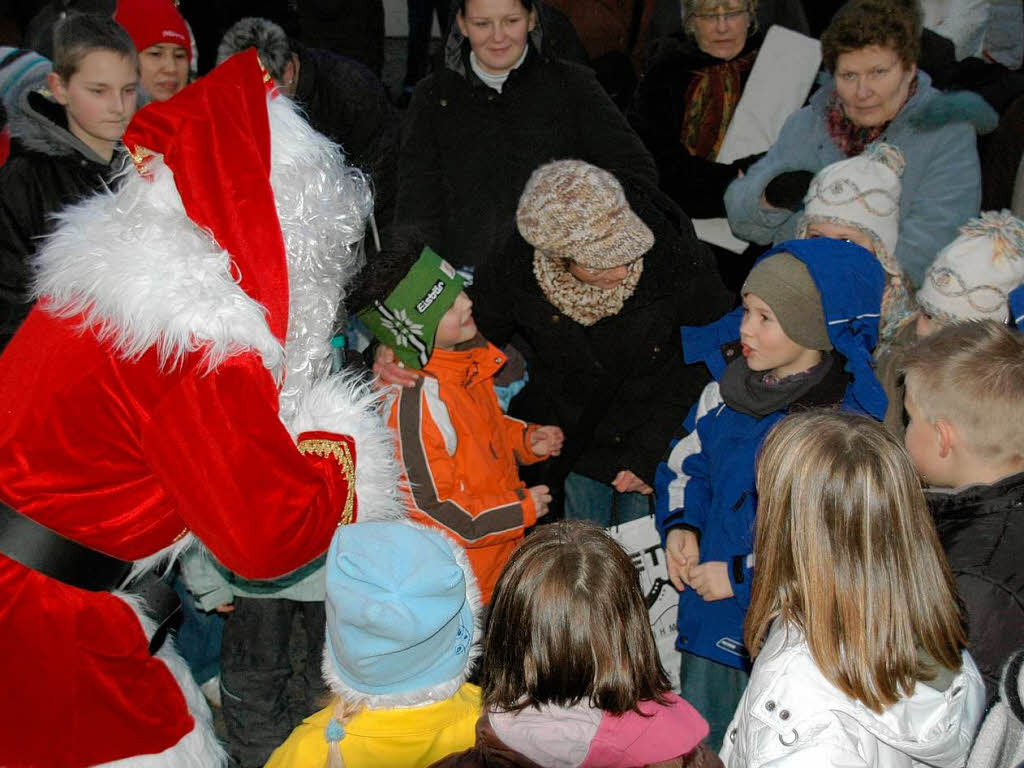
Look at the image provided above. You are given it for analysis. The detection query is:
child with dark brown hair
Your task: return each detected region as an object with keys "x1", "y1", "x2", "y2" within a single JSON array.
[{"x1": 431, "y1": 521, "x2": 720, "y2": 768}]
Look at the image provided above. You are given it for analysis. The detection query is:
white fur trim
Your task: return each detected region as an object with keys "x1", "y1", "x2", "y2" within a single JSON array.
[
  {"x1": 321, "y1": 521, "x2": 483, "y2": 709},
  {"x1": 92, "y1": 593, "x2": 227, "y2": 767},
  {"x1": 32, "y1": 95, "x2": 370, "y2": 379},
  {"x1": 288, "y1": 371, "x2": 405, "y2": 524}
]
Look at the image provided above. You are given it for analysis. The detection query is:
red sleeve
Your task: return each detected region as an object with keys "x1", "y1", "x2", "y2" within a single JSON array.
[
  {"x1": 504, "y1": 418, "x2": 545, "y2": 466},
  {"x1": 141, "y1": 355, "x2": 355, "y2": 580}
]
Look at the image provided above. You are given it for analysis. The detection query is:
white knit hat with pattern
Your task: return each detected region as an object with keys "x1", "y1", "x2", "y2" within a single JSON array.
[
  {"x1": 798, "y1": 143, "x2": 905, "y2": 276},
  {"x1": 917, "y1": 210, "x2": 1024, "y2": 324}
]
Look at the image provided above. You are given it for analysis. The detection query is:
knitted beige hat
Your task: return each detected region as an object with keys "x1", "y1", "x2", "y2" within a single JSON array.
[
  {"x1": 797, "y1": 143, "x2": 904, "y2": 276},
  {"x1": 742, "y1": 252, "x2": 832, "y2": 351},
  {"x1": 917, "y1": 210, "x2": 1024, "y2": 324},
  {"x1": 516, "y1": 160, "x2": 654, "y2": 269}
]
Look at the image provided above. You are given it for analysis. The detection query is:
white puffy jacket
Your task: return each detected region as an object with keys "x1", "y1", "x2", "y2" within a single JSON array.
[{"x1": 721, "y1": 623, "x2": 985, "y2": 768}]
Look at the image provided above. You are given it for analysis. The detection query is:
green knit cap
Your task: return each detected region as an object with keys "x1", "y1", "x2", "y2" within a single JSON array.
[
  {"x1": 742, "y1": 252, "x2": 832, "y2": 351},
  {"x1": 357, "y1": 247, "x2": 465, "y2": 369}
]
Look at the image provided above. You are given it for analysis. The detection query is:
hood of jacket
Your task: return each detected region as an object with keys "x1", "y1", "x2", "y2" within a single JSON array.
[
  {"x1": 442, "y1": 0, "x2": 550, "y2": 78},
  {"x1": 735, "y1": 624, "x2": 985, "y2": 767},
  {"x1": 809, "y1": 69, "x2": 998, "y2": 136},
  {"x1": 684, "y1": 238, "x2": 886, "y2": 419},
  {"x1": 8, "y1": 86, "x2": 109, "y2": 164},
  {"x1": 487, "y1": 693, "x2": 708, "y2": 768}
]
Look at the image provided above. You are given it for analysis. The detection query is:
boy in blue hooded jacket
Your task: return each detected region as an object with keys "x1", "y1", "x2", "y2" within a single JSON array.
[{"x1": 654, "y1": 238, "x2": 887, "y2": 750}]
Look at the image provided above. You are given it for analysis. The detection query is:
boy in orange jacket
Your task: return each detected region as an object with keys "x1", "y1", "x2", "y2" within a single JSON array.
[{"x1": 356, "y1": 231, "x2": 563, "y2": 601}]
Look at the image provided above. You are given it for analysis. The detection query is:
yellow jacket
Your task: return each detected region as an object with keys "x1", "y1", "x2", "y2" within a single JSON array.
[{"x1": 265, "y1": 683, "x2": 482, "y2": 768}]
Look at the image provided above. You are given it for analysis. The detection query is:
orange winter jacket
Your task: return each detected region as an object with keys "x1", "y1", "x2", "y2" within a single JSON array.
[{"x1": 386, "y1": 340, "x2": 545, "y2": 602}]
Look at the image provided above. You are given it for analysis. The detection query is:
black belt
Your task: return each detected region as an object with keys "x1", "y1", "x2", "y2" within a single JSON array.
[{"x1": 0, "y1": 499, "x2": 181, "y2": 653}]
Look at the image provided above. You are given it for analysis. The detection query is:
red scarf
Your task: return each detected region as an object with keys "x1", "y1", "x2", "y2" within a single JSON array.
[
  {"x1": 681, "y1": 48, "x2": 757, "y2": 159},
  {"x1": 825, "y1": 77, "x2": 918, "y2": 157}
]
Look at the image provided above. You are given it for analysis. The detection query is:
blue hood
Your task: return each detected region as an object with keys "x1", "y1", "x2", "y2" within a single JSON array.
[{"x1": 683, "y1": 239, "x2": 887, "y2": 419}]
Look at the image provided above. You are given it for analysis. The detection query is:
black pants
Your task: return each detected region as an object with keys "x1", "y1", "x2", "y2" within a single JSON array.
[
  {"x1": 220, "y1": 597, "x2": 327, "y2": 768},
  {"x1": 405, "y1": 0, "x2": 450, "y2": 88}
]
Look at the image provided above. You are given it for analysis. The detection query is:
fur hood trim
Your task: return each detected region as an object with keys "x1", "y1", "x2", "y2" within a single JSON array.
[
  {"x1": 287, "y1": 371, "x2": 405, "y2": 524},
  {"x1": 321, "y1": 521, "x2": 483, "y2": 710},
  {"x1": 10, "y1": 88, "x2": 108, "y2": 163}
]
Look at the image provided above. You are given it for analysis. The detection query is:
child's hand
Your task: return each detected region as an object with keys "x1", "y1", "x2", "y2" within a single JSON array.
[
  {"x1": 612, "y1": 470, "x2": 653, "y2": 495},
  {"x1": 215, "y1": 603, "x2": 235, "y2": 614},
  {"x1": 666, "y1": 528, "x2": 699, "y2": 591},
  {"x1": 688, "y1": 561, "x2": 734, "y2": 601},
  {"x1": 530, "y1": 426, "x2": 564, "y2": 457},
  {"x1": 373, "y1": 345, "x2": 420, "y2": 388},
  {"x1": 528, "y1": 485, "x2": 552, "y2": 518}
]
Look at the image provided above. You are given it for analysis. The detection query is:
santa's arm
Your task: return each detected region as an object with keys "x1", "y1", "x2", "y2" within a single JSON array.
[{"x1": 142, "y1": 356, "x2": 401, "y2": 580}]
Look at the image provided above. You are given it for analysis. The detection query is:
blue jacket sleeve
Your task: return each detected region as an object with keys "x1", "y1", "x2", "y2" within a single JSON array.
[
  {"x1": 654, "y1": 381, "x2": 724, "y2": 545},
  {"x1": 723, "y1": 107, "x2": 819, "y2": 246},
  {"x1": 894, "y1": 121, "x2": 981, "y2": 286}
]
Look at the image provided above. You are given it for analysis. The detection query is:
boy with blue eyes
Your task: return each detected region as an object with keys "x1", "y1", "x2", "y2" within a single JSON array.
[
  {"x1": 0, "y1": 13, "x2": 138, "y2": 351},
  {"x1": 654, "y1": 238, "x2": 887, "y2": 749}
]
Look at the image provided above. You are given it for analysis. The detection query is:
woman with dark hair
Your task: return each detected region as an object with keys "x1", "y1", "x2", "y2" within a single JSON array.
[
  {"x1": 725, "y1": 0, "x2": 991, "y2": 287},
  {"x1": 630, "y1": 0, "x2": 763, "y2": 221},
  {"x1": 395, "y1": 0, "x2": 658, "y2": 276}
]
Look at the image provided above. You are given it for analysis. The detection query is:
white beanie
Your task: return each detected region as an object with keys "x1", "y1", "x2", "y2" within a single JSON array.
[
  {"x1": 798, "y1": 143, "x2": 905, "y2": 277},
  {"x1": 917, "y1": 210, "x2": 1024, "y2": 324}
]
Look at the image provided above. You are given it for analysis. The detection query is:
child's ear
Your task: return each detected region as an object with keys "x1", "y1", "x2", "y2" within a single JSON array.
[
  {"x1": 47, "y1": 71, "x2": 69, "y2": 106},
  {"x1": 934, "y1": 419, "x2": 954, "y2": 459}
]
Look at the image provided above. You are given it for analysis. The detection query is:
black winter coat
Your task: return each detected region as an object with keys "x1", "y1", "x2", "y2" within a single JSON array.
[
  {"x1": 629, "y1": 33, "x2": 761, "y2": 219},
  {"x1": 0, "y1": 91, "x2": 115, "y2": 351},
  {"x1": 927, "y1": 471, "x2": 1024, "y2": 705},
  {"x1": 470, "y1": 190, "x2": 732, "y2": 489},
  {"x1": 292, "y1": 43, "x2": 399, "y2": 229},
  {"x1": 396, "y1": 20, "x2": 658, "y2": 272}
]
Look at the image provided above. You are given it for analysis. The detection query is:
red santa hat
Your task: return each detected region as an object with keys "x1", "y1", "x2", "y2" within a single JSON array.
[
  {"x1": 121, "y1": 49, "x2": 289, "y2": 344},
  {"x1": 115, "y1": 0, "x2": 192, "y2": 62}
]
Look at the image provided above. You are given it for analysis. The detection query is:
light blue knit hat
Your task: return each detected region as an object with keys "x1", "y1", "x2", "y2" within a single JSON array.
[{"x1": 323, "y1": 521, "x2": 481, "y2": 707}]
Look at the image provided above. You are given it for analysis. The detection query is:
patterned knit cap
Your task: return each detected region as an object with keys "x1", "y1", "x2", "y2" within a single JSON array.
[
  {"x1": 797, "y1": 142, "x2": 904, "y2": 276},
  {"x1": 516, "y1": 160, "x2": 653, "y2": 269},
  {"x1": 917, "y1": 210, "x2": 1024, "y2": 325}
]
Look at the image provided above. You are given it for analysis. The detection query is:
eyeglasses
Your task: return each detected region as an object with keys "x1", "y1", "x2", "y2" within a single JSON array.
[{"x1": 693, "y1": 8, "x2": 749, "y2": 23}]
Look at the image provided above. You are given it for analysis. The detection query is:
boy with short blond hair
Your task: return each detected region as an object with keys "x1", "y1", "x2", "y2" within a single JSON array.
[{"x1": 902, "y1": 320, "x2": 1024, "y2": 703}]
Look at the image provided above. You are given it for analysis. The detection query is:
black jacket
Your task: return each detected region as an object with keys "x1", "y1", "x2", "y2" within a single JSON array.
[
  {"x1": 0, "y1": 90, "x2": 116, "y2": 351},
  {"x1": 629, "y1": 32, "x2": 761, "y2": 219},
  {"x1": 470, "y1": 190, "x2": 732, "y2": 489},
  {"x1": 395, "y1": 14, "x2": 658, "y2": 272},
  {"x1": 927, "y1": 471, "x2": 1024, "y2": 705},
  {"x1": 292, "y1": 43, "x2": 400, "y2": 229}
]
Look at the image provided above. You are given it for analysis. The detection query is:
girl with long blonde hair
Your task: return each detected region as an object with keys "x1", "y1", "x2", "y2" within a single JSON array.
[{"x1": 721, "y1": 411, "x2": 985, "y2": 767}]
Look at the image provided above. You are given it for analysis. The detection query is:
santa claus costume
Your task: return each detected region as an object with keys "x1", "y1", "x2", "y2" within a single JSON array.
[{"x1": 0, "y1": 50, "x2": 402, "y2": 767}]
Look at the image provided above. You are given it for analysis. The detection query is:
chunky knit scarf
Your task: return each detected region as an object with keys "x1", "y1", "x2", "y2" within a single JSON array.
[
  {"x1": 681, "y1": 48, "x2": 757, "y2": 159},
  {"x1": 824, "y1": 77, "x2": 917, "y2": 157},
  {"x1": 533, "y1": 252, "x2": 644, "y2": 327}
]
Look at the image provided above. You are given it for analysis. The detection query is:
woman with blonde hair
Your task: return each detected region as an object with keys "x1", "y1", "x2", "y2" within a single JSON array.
[{"x1": 722, "y1": 410, "x2": 985, "y2": 767}]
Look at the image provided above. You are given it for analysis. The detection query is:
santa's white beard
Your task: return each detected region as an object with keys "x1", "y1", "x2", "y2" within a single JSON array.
[{"x1": 266, "y1": 96, "x2": 373, "y2": 427}]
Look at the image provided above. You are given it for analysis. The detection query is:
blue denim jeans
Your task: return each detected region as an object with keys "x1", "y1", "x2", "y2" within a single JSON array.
[
  {"x1": 679, "y1": 651, "x2": 750, "y2": 752},
  {"x1": 168, "y1": 567, "x2": 224, "y2": 685},
  {"x1": 563, "y1": 472, "x2": 652, "y2": 528}
]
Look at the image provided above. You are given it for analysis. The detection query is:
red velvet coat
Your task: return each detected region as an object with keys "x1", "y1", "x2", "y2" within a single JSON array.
[{"x1": 0, "y1": 307, "x2": 361, "y2": 767}]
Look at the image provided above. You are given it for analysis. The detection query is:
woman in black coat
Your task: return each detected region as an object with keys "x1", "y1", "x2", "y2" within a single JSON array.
[
  {"x1": 395, "y1": 0, "x2": 658, "y2": 275},
  {"x1": 629, "y1": 0, "x2": 762, "y2": 220},
  {"x1": 470, "y1": 161, "x2": 732, "y2": 523}
]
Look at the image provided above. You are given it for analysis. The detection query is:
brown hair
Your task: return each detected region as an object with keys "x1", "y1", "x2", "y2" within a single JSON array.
[
  {"x1": 902, "y1": 320, "x2": 1024, "y2": 467},
  {"x1": 52, "y1": 12, "x2": 137, "y2": 82},
  {"x1": 746, "y1": 411, "x2": 965, "y2": 713},
  {"x1": 481, "y1": 521, "x2": 671, "y2": 715},
  {"x1": 820, "y1": 0, "x2": 920, "y2": 72}
]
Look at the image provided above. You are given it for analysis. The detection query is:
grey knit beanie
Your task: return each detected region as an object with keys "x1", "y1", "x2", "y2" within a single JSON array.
[
  {"x1": 742, "y1": 252, "x2": 832, "y2": 351},
  {"x1": 516, "y1": 160, "x2": 654, "y2": 269}
]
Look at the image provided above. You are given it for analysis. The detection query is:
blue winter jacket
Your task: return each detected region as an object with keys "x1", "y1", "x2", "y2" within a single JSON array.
[
  {"x1": 654, "y1": 239, "x2": 887, "y2": 669},
  {"x1": 723, "y1": 72, "x2": 981, "y2": 287}
]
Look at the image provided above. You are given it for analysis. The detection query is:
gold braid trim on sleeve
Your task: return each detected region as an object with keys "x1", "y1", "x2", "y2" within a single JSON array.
[{"x1": 296, "y1": 438, "x2": 357, "y2": 526}]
